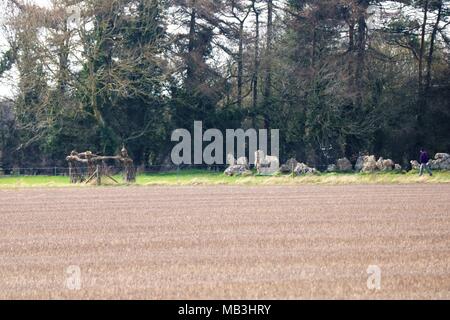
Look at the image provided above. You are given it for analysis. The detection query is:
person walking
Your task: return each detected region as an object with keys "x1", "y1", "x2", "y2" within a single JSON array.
[{"x1": 419, "y1": 149, "x2": 433, "y2": 177}]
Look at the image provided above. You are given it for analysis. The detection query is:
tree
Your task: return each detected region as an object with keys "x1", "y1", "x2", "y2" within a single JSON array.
[
  {"x1": 1, "y1": 0, "x2": 450, "y2": 168},
  {"x1": 263, "y1": 0, "x2": 274, "y2": 128}
]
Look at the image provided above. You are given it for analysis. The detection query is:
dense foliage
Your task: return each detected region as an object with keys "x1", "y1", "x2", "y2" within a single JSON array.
[{"x1": 0, "y1": 0, "x2": 449, "y2": 169}]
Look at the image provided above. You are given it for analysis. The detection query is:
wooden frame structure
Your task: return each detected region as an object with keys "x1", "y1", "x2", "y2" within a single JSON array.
[{"x1": 66, "y1": 147, "x2": 136, "y2": 185}]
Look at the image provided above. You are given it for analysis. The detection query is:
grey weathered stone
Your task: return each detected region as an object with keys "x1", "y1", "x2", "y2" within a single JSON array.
[
  {"x1": 336, "y1": 158, "x2": 353, "y2": 172},
  {"x1": 327, "y1": 164, "x2": 337, "y2": 172},
  {"x1": 355, "y1": 156, "x2": 365, "y2": 172},
  {"x1": 377, "y1": 157, "x2": 395, "y2": 171},
  {"x1": 224, "y1": 165, "x2": 252, "y2": 176},
  {"x1": 362, "y1": 155, "x2": 378, "y2": 173},
  {"x1": 236, "y1": 157, "x2": 249, "y2": 168},
  {"x1": 410, "y1": 160, "x2": 420, "y2": 170},
  {"x1": 429, "y1": 153, "x2": 450, "y2": 170},
  {"x1": 376, "y1": 157, "x2": 384, "y2": 171},
  {"x1": 384, "y1": 159, "x2": 395, "y2": 171},
  {"x1": 255, "y1": 150, "x2": 279, "y2": 175},
  {"x1": 440, "y1": 160, "x2": 450, "y2": 170},
  {"x1": 294, "y1": 163, "x2": 317, "y2": 176},
  {"x1": 226, "y1": 153, "x2": 236, "y2": 166},
  {"x1": 429, "y1": 160, "x2": 440, "y2": 170},
  {"x1": 279, "y1": 165, "x2": 290, "y2": 174},
  {"x1": 435, "y1": 153, "x2": 450, "y2": 160},
  {"x1": 286, "y1": 158, "x2": 298, "y2": 170},
  {"x1": 394, "y1": 164, "x2": 402, "y2": 171},
  {"x1": 280, "y1": 158, "x2": 298, "y2": 173}
]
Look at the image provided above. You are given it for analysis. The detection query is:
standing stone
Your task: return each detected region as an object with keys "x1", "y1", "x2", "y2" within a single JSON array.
[
  {"x1": 435, "y1": 153, "x2": 450, "y2": 160},
  {"x1": 376, "y1": 157, "x2": 384, "y2": 171},
  {"x1": 377, "y1": 158, "x2": 395, "y2": 171},
  {"x1": 362, "y1": 156, "x2": 378, "y2": 173},
  {"x1": 280, "y1": 158, "x2": 298, "y2": 173},
  {"x1": 226, "y1": 153, "x2": 236, "y2": 166},
  {"x1": 236, "y1": 157, "x2": 249, "y2": 168},
  {"x1": 294, "y1": 163, "x2": 317, "y2": 175},
  {"x1": 327, "y1": 164, "x2": 337, "y2": 172},
  {"x1": 224, "y1": 165, "x2": 251, "y2": 176},
  {"x1": 336, "y1": 158, "x2": 353, "y2": 172},
  {"x1": 429, "y1": 153, "x2": 450, "y2": 170},
  {"x1": 224, "y1": 156, "x2": 251, "y2": 176},
  {"x1": 384, "y1": 159, "x2": 395, "y2": 171},
  {"x1": 410, "y1": 160, "x2": 420, "y2": 170},
  {"x1": 255, "y1": 150, "x2": 279, "y2": 175},
  {"x1": 355, "y1": 156, "x2": 364, "y2": 172},
  {"x1": 440, "y1": 158, "x2": 450, "y2": 170},
  {"x1": 286, "y1": 158, "x2": 298, "y2": 170}
]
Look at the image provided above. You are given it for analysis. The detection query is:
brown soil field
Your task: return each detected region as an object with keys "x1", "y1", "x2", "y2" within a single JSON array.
[{"x1": 0, "y1": 185, "x2": 449, "y2": 299}]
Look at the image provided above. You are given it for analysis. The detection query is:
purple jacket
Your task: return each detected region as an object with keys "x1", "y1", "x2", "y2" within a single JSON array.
[{"x1": 420, "y1": 151, "x2": 430, "y2": 164}]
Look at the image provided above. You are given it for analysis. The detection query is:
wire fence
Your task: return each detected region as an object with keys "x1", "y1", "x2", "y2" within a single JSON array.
[
  {"x1": 0, "y1": 164, "x2": 231, "y2": 177},
  {"x1": 0, "y1": 163, "x2": 334, "y2": 177}
]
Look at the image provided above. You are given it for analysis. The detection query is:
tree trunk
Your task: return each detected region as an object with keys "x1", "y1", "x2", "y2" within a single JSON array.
[
  {"x1": 418, "y1": 0, "x2": 429, "y2": 95},
  {"x1": 237, "y1": 21, "x2": 244, "y2": 109},
  {"x1": 355, "y1": 12, "x2": 366, "y2": 107},
  {"x1": 57, "y1": 19, "x2": 70, "y2": 96},
  {"x1": 311, "y1": 21, "x2": 317, "y2": 74},
  {"x1": 263, "y1": 0, "x2": 273, "y2": 128},
  {"x1": 349, "y1": 23, "x2": 355, "y2": 52},
  {"x1": 186, "y1": 2, "x2": 197, "y2": 92},
  {"x1": 415, "y1": 0, "x2": 430, "y2": 149},
  {"x1": 252, "y1": 3, "x2": 260, "y2": 112},
  {"x1": 425, "y1": 1, "x2": 442, "y2": 95}
]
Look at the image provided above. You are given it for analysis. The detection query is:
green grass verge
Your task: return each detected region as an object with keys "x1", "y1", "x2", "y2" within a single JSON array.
[{"x1": 1, "y1": 169, "x2": 450, "y2": 188}]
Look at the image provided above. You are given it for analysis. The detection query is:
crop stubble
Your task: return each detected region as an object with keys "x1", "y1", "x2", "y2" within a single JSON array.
[{"x1": 0, "y1": 185, "x2": 449, "y2": 299}]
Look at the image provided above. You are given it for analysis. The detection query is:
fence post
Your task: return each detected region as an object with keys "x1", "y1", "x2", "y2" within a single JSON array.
[{"x1": 96, "y1": 165, "x2": 101, "y2": 186}]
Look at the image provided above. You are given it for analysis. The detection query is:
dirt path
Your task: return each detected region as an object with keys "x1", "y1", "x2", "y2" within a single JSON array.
[{"x1": 0, "y1": 185, "x2": 449, "y2": 299}]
